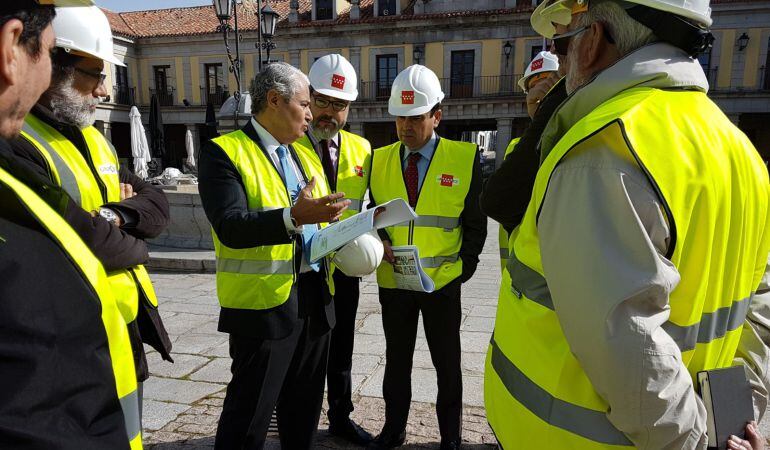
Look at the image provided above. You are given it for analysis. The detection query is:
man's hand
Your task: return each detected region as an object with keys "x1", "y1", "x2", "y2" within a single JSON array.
[
  {"x1": 525, "y1": 72, "x2": 560, "y2": 119},
  {"x1": 728, "y1": 421, "x2": 765, "y2": 450},
  {"x1": 290, "y1": 177, "x2": 350, "y2": 225},
  {"x1": 382, "y1": 239, "x2": 395, "y2": 264},
  {"x1": 120, "y1": 183, "x2": 136, "y2": 201}
]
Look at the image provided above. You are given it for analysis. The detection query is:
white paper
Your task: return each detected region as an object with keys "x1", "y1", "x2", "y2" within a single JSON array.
[
  {"x1": 389, "y1": 245, "x2": 435, "y2": 293},
  {"x1": 309, "y1": 198, "x2": 416, "y2": 262}
]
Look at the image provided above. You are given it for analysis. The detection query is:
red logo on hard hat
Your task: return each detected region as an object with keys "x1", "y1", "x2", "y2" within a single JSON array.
[
  {"x1": 440, "y1": 174, "x2": 454, "y2": 187},
  {"x1": 401, "y1": 90, "x2": 415, "y2": 104},
  {"x1": 332, "y1": 74, "x2": 346, "y2": 90},
  {"x1": 354, "y1": 165, "x2": 365, "y2": 177},
  {"x1": 531, "y1": 58, "x2": 544, "y2": 71}
]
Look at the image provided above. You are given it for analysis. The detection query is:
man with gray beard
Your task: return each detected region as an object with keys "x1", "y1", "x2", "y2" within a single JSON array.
[{"x1": 9, "y1": 4, "x2": 173, "y2": 420}]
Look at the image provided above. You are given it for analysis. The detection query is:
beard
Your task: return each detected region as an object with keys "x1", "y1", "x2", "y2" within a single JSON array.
[
  {"x1": 311, "y1": 115, "x2": 345, "y2": 140},
  {"x1": 565, "y1": 35, "x2": 590, "y2": 95},
  {"x1": 48, "y1": 72, "x2": 100, "y2": 129}
]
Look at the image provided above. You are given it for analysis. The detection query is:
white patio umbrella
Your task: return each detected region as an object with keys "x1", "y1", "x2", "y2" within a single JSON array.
[
  {"x1": 129, "y1": 106, "x2": 151, "y2": 179},
  {"x1": 185, "y1": 128, "x2": 196, "y2": 170}
]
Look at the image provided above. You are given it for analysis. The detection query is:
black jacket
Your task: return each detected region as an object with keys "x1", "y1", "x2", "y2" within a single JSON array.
[
  {"x1": 198, "y1": 119, "x2": 335, "y2": 340},
  {"x1": 0, "y1": 138, "x2": 130, "y2": 450},
  {"x1": 369, "y1": 136, "x2": 488, "y2": 284},
  {"x1": 8, "y1": 109, "x2": 173, "y2": 381},
  {"x1": 480, "y1": 78, "x2": 568, "y2": 233}
]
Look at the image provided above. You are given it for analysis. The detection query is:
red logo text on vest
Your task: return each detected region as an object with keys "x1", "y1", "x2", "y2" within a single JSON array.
[
  {"x1": 332, "y1": 74, "x2": 346, "y2": 89},
  {"x1": 401, "y1": 90, "x2": 414, "y2": 104}
]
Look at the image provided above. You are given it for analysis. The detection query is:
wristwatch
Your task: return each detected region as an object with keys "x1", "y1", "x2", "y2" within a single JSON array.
[{"x1": 98, "y1": 207, "x2": 120, "y2": 225}]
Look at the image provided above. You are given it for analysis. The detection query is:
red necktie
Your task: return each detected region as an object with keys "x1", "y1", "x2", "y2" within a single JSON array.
[{"x1": 405, "y1": 152, "x2": 421, "y2": 207}]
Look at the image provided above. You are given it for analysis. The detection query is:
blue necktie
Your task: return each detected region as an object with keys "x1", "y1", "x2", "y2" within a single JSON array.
[{"x1": 276, "y1": 145, "x2": 320, "y2": 272}]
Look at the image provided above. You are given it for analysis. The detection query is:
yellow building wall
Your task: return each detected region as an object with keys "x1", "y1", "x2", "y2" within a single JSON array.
[
  {"x1": 360, "y1": 47, "x2": 370, "y2": 82},
  {"x1": 128, "y1": 59, "x2": 138, "y2": 92},
  {"x1": 340, "y1": 47, "x2": 350, "y2": 61},
  {"x1": 140, "y1": 59, "x2": 150, "y2": 104},
  {"x1": 301, "y1": 50, "x2": 309, "y2": 74},
  {"x1": 335, "y1": 0, "x2": 346, "y2": 16},
  {"x1": 104, "y1": 62, "x2": 113, "y2": 98},
  {"x1": 174, "y1": 57, "x2": 185, "y2": 105},
  {"x1": 481, "y1": 40, "x2": 502, "y2": 95},
  {"x1": 743, "y1": 28, "x2": 765, "y2": 88},
  {"x1": 244, "y1": 53, "x2": 255, "y2": 89},
  {"x1": 718, "y1": 29, "x2": 735, "y2": 89},
  {"x1": 425, "y1": 42, "x2": 443, "y2": 80},
  {"x1": 404, "y1": 43, "x2": 413, "y2": 67},
  {"x1": 190, "y1": 56, "x2": 201, "y2": 104},
  {"x1": 228, "y1": 62, "x2": 237, "y2": 95},
  {"x1": 514, "y1": 38, "x2": 527, "y2": 76}
]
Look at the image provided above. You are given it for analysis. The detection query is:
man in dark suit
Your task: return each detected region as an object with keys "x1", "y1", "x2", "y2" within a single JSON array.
[{"x1": 198, "y1": 62, "x2": 350, "y2": 450}]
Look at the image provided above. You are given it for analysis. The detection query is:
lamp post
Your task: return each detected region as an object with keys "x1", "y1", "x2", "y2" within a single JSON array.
[
  {"x1": 255, "y1": 1, "x2": 279, "y2": 70},
  {"x1": 212, "y1": 0, "x2": 245, "y2": 128},
  {"x1": 413, "y1": 44, "x2": 424, "y2": 65},
  {"x1": 737, "y1": 32, "x2": 750, "y2": 51},
  {"x1": 503, "y1": 41, "x2": 512, "y2": 66}
]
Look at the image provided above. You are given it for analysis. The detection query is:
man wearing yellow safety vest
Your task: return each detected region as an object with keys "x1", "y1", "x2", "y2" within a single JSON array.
[
  {"x1": 0, "y1": 1, "x2": 141, "y2": 448},
  {"x1": 198, "y1": 62, "x2": 351, "y2": 450},
  {"x1": 9, "y1": 4, "x2": 173, "y2": 416},
  {"x1": 484, "y1": 0, "x2": 770, "y2": 448},
  {"x1": 292, "y1": 54, "x2": 375, "y2": 445},
  {"x1": 368, "y1": 65, "x2": 487, "y2": 450}
]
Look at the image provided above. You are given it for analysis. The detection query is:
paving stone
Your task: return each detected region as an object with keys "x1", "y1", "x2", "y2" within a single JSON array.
[
  {"x1": 462, "y1": 352, "x2": 487, "y2": 375},
  {"x1": 172, "y1": 332, "x2": 228, "y2": 355},
  {"x1": 352, "y1": 332, "x2": 386, "y2": 356},
  {"x1": 462, "y1": 316, "x2": 495, "y2": 333},
  {"x1": 461, "y1": 331, "x2": 492, "y2": 354},
  {"x1": 163, "y1": 313, "x2": 217, "y2": 336},
  {"x1": 144, "y1": 377, "x2": 223, "y2": 404},
  {"x1": 357, "y1": 313, "x2": 383, "y2": 335},
  {"x1": 189, "y1": 358, "x2": 232, "y2": 384},
  {"x1": 469, "y1": 305, "x2": 498, "y2": 318},
  {"x1": 351, "y1": 355, "x2": 381, "y2": 375},
  {"x1": 143, "y1": 400, "x2": 191, "y2": 431},
  {"x1": 147, "y1": 353, "x2": 210, "y2": 379}
]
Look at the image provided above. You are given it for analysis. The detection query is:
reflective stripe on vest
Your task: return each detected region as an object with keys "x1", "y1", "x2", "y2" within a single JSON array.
[
  {"x1": 211, "y1": 129, "x2": 334, "y2": 310},
  {"x1": 292, "y1": 130, "x2": 372, "y2": 219},
  {"x1": 0, "y1": 166, "x2": 142, "y2": 449},
  {"x1": 370, "y1": 138, "x2": 476, "y2": 290},
  {"x1": 485, "y1": 87, "x2": 770, "y2": 449},
  {"x1": 498, "y1": 137, "x2": 519, "y2": 272},
  {"x1": 22, "y1": 114, "x2": 156, "y2": 323}
]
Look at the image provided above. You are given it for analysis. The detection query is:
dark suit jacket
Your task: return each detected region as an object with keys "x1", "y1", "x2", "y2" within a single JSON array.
[{"x1": 198, "y1": 119, "x2": 335, "y2": 340}]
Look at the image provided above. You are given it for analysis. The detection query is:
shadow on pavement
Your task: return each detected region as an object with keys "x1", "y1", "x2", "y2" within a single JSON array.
[{"x1": 148, "y1": 436, "x2": 496, "y2": 449}]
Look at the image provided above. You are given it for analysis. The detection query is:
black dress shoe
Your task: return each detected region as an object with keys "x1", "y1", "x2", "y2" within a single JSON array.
[
  {"x1": 439, "y1": 440, "x2": 461, "y2": 450},
  {"x1": 366, "y1": 430, "x2": 406, "y2": 449},
  {"x1": 329, "y1": 417, "x2": 374, "y2": 445}
]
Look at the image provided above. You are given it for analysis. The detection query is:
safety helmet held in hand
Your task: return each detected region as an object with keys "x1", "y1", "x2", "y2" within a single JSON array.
[
  {"x1": 531, "y1": 0, "x2": 711, "y2": 39},
  {"x1": 388, "y1": 65, "x2": 445, "y2": 117},
  {"x1": 309, "y1": 54, "x2": 358, "y2": 102},
  {"x1": 53, "y1": 5, "x2": 125, "y2": 66},
  {"x1": 518, "y1": 51, "x2": 560, "y2": 91},
  {"x1": 332, "y1": 232, "x2": 384, "y2": 277}
]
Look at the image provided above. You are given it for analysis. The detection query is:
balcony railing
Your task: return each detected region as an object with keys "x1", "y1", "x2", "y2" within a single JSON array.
[
  {"x1": 703, "y1": 66, "x2": 770, "y2": 93},
  {"x1": 358, "y1": 75, "x2": 524, "y2": 102},
  {"x1": 112, "y1": 85, "x2": 135, "y2": 106},
  {"x1": 201, "y1": 86, "x2": 230, "y2": 107},
  {"x1": 150, "y1": 87, "x2": 175, "y2": 106}
]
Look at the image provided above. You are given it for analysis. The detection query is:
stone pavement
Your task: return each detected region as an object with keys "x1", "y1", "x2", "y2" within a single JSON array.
[{"x1": 142, "y1": 221, "x2": 502, "y2": 449}]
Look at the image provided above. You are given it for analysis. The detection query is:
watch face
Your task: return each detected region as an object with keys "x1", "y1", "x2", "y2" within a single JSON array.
[{"x1": 99, "y1": 208, "x2": 118, "y2": 223}]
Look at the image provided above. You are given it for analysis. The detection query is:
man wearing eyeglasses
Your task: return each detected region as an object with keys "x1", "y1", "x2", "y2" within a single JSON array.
[
  {"x1": 484, "y1": 0, "x2": 770, "y2": 449},
  {"x1": 9, "y1": 4, "x2": 173, "y2": 420},
  {"x1": 292, "y1": 53, "x2": 375, "y2": 445}
]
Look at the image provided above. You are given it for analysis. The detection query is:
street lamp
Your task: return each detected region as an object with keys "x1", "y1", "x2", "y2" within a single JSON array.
[
  {"x1": 256, "y1": 1, "x2": 279, "y2": 69},
  {"x1": 413, "y1": 44, "x2": 424, "y2": 65},
  {"x1": 503, "y1": 41, "x2": 512, "y2": 66},
  {"x1": 737, "y1": 32, "x2": 750, "y2": 51},
  {"x1": 212, "y1": 0, "x2": 249, "y2": 128}
]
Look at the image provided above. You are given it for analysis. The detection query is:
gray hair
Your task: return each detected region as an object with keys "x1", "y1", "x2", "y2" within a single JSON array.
[
  {"x1": 251, "y1": 62, "x2": 309, "y2": 114},
  {"x1": 575, "y1": 0, "x2": 657, "y2": 56}
]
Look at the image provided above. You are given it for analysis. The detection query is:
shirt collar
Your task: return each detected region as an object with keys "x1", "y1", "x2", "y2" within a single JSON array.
[
  {"x1": 251, "y1": 117, "x2": 282, "y2": 156},
  {"x1": 403, "y1": 132, "x2": 437, "y2": 163}
]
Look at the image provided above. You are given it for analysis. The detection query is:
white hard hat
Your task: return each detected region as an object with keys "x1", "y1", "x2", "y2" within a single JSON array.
[
  {"x1": 332, "y1": 232, "x2": 384, "y2": 277},
  {"x1": 518, "y1": 51, "x2": 559, "y2": 91},
  {"x1": 53, "y1": 5, "x2": 124, "y2": 66},
  {"x1": 388, "y1": 65, "x2": 445, "y2": 117},
  {"x1": 309, "y1": 54, "x2": 358, "y2": 102},
  {"x1": 531, "y1": 0, "x2": 711, "y2": 39}
]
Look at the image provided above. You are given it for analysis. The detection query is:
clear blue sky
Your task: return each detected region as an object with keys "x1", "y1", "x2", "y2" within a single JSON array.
[{"x1": 95, "y1": 0, "x2": 211, "y2": 12}]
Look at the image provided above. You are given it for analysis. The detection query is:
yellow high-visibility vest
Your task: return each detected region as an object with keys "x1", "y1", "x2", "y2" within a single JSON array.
[
  {"x1": 20, "y1": 114, "x2": 158, "y2": 324},
  {"x1": 293, "y1": 130, "x2": 371, "y2": 220},
  {"x1": 497, "y1": 137, "x2": 520, "y2": 273},
  {"x1": 0, "y1": 165, "x2": 142, "y2": 449},
  {"x1": 370, "y1": 137, "x2": 476, "y2": 290},
  {"x1": 485, "y1": 87, "x2": 770, "y2": 449},
  {"x1": 210, "y1": 130, "x2": 335, "y2": 310}
]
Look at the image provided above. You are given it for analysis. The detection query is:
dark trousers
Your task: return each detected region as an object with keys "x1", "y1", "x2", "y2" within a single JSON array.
[
  {"x1": 326, "y1": 270, "x2": 360, "y2": 423},
  {"x1": 378, "y1": 279, "x2": 463, "y2": 442},
  {"x1": 214, "y1": 286, "x2": 331, "y2": 449}
]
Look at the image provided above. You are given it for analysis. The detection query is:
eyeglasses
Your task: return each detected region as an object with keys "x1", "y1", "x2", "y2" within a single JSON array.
[
  {"x1": 551, "y1": 24, "x2": 616, "y2": 56},
  {"x1": 311, "y1": 94, "x2": 349, "y2": 112},
  {"x1": 75, "y1": 67, "x2": 107, "y2": 89}
]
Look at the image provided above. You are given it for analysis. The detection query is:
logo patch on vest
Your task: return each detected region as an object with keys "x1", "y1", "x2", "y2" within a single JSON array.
[
  {"x1": 401, "y1": 90, "x2": 414, "y2": 104},
  {"x1": 98, "y1": 164, "x2": 118, "y2": 175},
  {"x1": 354, "y1": 165, "x2": 365, "y2": 177},
  {"x1": 530, "y1": 58, "x2": 544, "y2": 71},
  {"x1": 332, "y1": 74, "x2": 346, "y2": 90},
  {"x1": 438, "y1": 174, "x2": 459, "y2": 187}
]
